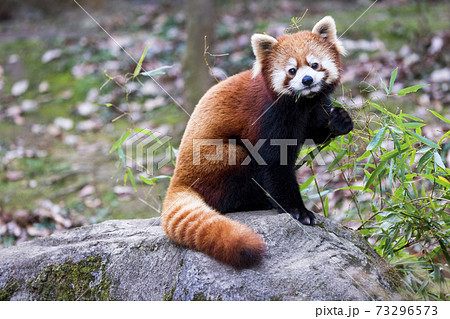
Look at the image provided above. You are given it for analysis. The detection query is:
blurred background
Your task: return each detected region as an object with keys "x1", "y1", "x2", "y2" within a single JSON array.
[{"x1": 0, "y1": 0, "x2": 449, "y2": 248}]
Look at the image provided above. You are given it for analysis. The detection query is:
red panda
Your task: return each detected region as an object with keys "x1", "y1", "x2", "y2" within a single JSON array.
[{"x1": 161, "y1": 16, "x2": 353, "y2": 268}]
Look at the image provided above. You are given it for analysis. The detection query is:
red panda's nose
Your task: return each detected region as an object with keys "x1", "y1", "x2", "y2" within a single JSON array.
[{"x1": 302, "y1": 76, "x2": 313, "y2": 86}]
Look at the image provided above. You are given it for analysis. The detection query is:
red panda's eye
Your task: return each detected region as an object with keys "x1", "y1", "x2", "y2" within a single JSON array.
[
  {"x1": 311, "y1": 63, "x2": 319, "y2": 70},
  {"x1": 288, "y1": 68, "x2": 296, "y2": 76}
]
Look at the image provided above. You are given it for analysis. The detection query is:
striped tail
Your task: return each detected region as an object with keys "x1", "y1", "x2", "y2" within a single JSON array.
[{"x1": 161, "y1": 189, "x2": 266, "y2": 268}]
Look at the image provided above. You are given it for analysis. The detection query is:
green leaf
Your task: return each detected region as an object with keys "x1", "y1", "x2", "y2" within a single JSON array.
[
  {"x1": 328, "y1": 150, "x2": 347, "y2": 171},
  {"x1": 379, "y1": 146, "x2": 407, "y2": 162},
  {"x1": 364, "y1": 161, "x2": 387, "y2": 190},
  {"x1": 139, "y1": 175, "x2": 171, "y2": 186},
  {"x1": 331, "y1": 98, "x2": 346, "y2": 109},
  {"x1": 104, "y1": 70, "x2": 114, "y2": 81},
  {"x1": 367, "y1": 127, "x2": 386, "y2": 151},
  {"x1": 388, "y1": 67, "x2": 398, "y2": 94},
  {"x1": 110, "y1": 131, "x2": 131, "y2": 153},
  {"x1": 389, "y1": 128, "x2": 400, "y2": 151},
  {"x1": 434, "y1": 151, "x2": 446, "y2": 170},
  {"x1": 324, "y1": 196, "x2": 329, "y2": 217},
  {"x1": 380, "y1": 77, "x2": 389, "y2": 95},
  {"x1": 356, "y1": 150, "x2": 371, "y2": 162},
  {"x1": 397, "y1": 84, "x2": 429, "y2": 96},
  {"x1": 406, "y1": 131, "x2": 440, "y2": 149},
  {"x1": 429, "y1": 109, "x2": 450, "y2": 124},
  {"x1": 117, "y1": 146, "x2": 126, "y2": 167},
  {"x1": 123, "y1": 170, "x2": 128, "y2": 186},
  {"x1": 300, "y1": 175, "x2": 316, "y2": 192},
  {"x1": 438, "y1": 130, "x2": 450, "y2": 146},
  {"x1": 140, "y1": 65, "x2": 173, "y2": 77},
  {"x1": 139, "y1": 175, "x2": 154, "y2": 186},
  {"x1": 417, "y1": 148, "x2": 434, "y2": 171},
  {"x1": 337, "y1": 186, "x2": 373, "y2": 192},
  {"x1": 399, "y1": 113, "x2": 423, "y2": 122},
  {"x1": 332, "y1": 163, "x2": 353, "y2": 171},
  {"x1": 422, "y1": 174, "x2": 450, "y2": 189},
  {"x1": 133, "y1": 128, "x2": 163, "y2": 145},
  {"x1": 127, "y1": 167, "x2": 137, "y2": 192},
  {"x1": 133, "y1": 42, "x2": 151, "y2": 78},
  {"x1": 402, "y1": 122, "x2": 426, "y2": 129}
]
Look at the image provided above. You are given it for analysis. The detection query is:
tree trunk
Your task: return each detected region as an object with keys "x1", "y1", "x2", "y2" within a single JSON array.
[{"x1": 182, "y1": 0, "x2": 216, "y2": 114}]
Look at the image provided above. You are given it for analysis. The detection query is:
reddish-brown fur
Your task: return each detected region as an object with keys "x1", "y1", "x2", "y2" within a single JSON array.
[
  {"x1": 161, "y1": 21, "x2": 344, "y2": 268},
  {"x1": 161, "y1": 70, "x2": 268, "y2": 268}
]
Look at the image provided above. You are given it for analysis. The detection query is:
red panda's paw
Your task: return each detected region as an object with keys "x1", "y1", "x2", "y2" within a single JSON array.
[
  {"x1": 329, "y1": 107, "x2": 353, "y2": 136},
  {"x1": 281, "y1": 207, "x2": 316, "y2": 226}
]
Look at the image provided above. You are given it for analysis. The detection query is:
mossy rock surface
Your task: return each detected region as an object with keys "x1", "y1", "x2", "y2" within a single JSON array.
[{"x1": 0, "y1": 211, "x2": 409, "y2": 300}]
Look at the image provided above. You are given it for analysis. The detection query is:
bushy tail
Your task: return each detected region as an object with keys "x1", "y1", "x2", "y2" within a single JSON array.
[{"x1": 161, "y1": 189, "x2": 266, "y2": 268}]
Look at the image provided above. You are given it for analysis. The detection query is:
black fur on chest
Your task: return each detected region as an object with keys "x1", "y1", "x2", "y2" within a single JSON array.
[{"x1": 256, "y1": 94, "x2": 332, "y2": 165}]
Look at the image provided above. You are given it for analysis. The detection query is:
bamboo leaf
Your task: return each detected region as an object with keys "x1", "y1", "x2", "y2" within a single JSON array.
[
  {"x1": 380, "y1": 77, "x2": 389, "y2": 95},
  {"x1": 367, "y1": 127, "x2": 386, "y2": 151},
  {"x1": 423, "y1": 174, "x2": 450, "y2": 189},
  {"x1": 133, "y1": 128, "x2": 163, "y2": 145},
  {"x1": 133, "y1": 42, "x2": 151, "y2": 78},
  {"x1": 140, "y1": 65, "x2": 173, "y2": 77},
  {"x1": 397, "y1": 84, "x2": 429, "y2": 96},
  {"x1": 110, "y1": 131, "x2": 131, "y2": 153},
  {"x1": 300, "y1": 175, "x2": 316, "y2": 192},
  {"x1": 388, "y1": 67, "x2": 398, "y2": 94},
  {"x1": 434, "y1": 151, "x2": 446, "y2": 170},
  {"x1": 337, "y1": 186, "x2": 373, "y2": 192},
  {"x1": 429, "y1": 109, "x2": 450, "y2": 124},
  {"x1": 406, "y1": 131, "x2": 440, "y2": 149},
  {"x1": 328, "y1": 150, "x2": 347, "y2": 171},
  {"x1": 364, "y1": 161, "x2": 387, "y2": 190},
  {"x1": 127, "y1": 167, "x2": 137, "y2": 192},
  {"x1": 402, "y1": 122, "x2": 426, "y2": 129}
]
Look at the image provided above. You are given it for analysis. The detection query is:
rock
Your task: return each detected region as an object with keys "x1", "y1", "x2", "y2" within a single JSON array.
[
  {"x1": 21, "y1": 100, "x2": 39, "y2": 113},
  {"x1": 0, "y1": 211, "x2": 408, "y2": 301},
  {"x1": 76, "y1": 119, "x2": 101, "y2": 132},
  {"x1": 41, "y1": 49, "x2": 62, "y2": 63},
  {"x1": 11, "y1": 80, "x2": 29, "y2": 96},
  {"x1": 430, "y1": 68, "x2": 450, "y2": 83},
  {"x1": 78, "y1": 185, "x2": 95, "y2": 198},
  {"x1": 6, "y1": 171, "x2": 24, "y2": 181},
  {"x1": 428, "y1": 35, "x2": 444, "y2": 55},
  {"x1": 76, "y1": 102, "x2": 98, "y2": 116},
  {"x1": 62, "y1": 135, "x2": 79, "y2": 146},
  {"x1": 113, "y1": 186, "x2": 134, "y2": 195},
  {"x1": 46, "y1": 124, "x2": 61, "y2": 137},
  {"x1": 86, "y1": 88, "x2": 99, "y2": 103},
  {"x1": 144, "y1": 96, "x2": 165, "y2": 111},
  {"x1": 72, "y1": 63, "x2": 95, "y2": 79},
  {"x1": 54, "y1": 117, "x2": 74, "y2": 131},
  {"x1": 38, "y1": 81, "x2": 49, "y2": 93}
]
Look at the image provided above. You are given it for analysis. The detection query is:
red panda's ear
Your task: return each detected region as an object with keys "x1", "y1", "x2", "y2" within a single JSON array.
[
  {"x1": 312, "y1": 16, "x2": 347, "y2": 56},
  {"x1": 251, "y1": 34, "x2": 277, "y2": 77}
]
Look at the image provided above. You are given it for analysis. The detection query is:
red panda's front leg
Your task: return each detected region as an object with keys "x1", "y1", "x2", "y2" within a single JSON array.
[
  {"x1": 306, "y1": 101, "x2": 353, "y2": 145},
  {"x1": 256, "y1": 143, "x2": 316, "y2": 225}
]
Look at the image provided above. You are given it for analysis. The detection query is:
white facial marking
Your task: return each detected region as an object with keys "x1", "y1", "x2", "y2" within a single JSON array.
[
  {"x1": 286, "y1": 57, "x2": 297, "y2": 70},
  {"x1": 321, "y1": 56, "x2": 338, "y2": 84},
  {"x1": 306, "y1": 54, "x2": 318, "y2": 65},
  {"x1": 271, "y1": 69, "x2": 286, "y2": 94}
]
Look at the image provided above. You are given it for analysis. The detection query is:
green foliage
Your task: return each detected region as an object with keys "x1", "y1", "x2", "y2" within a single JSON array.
[
  {"x1": 299, "y1": 74, "x2": 449, "y2": 300},
  {"x1": 104, "y1": 45, "x2": 176, "y2": 200}
]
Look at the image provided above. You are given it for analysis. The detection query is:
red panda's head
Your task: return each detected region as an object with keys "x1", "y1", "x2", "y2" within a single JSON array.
[{"x1": 251, "y1": 16, "x2": 346, "y2": 99}]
